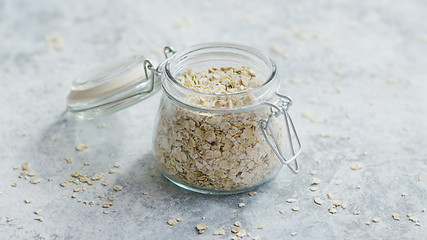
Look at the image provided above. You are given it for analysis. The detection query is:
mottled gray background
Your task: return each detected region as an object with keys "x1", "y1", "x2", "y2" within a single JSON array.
[{"x1": 1, "y1": 0, "x2": 427, "y2": 239}]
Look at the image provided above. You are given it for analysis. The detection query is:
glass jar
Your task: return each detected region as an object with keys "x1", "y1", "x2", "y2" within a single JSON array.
[{"x1": 66, "y1": 42, "x2": 301, "y2": 195}]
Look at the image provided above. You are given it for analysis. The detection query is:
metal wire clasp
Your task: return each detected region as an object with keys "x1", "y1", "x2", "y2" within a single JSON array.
[
  {"x1": 143, "y1": 46, "x2": 177, "y2": 93},
  {"x1": 259, "y1": 94, "x2": 302, "y2": 173}
]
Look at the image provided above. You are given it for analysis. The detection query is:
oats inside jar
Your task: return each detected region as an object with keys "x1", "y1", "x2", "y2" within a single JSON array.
[
  {"x1": 177, "y1": 67, "x2": 264, "y2": 94},
  {"x1": 153, "y1": 66, "x2": 284, "y2": 191}
]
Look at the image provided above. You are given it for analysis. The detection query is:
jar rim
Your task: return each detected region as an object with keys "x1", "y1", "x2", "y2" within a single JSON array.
[{"x1": 163, "y1": 42, "x2": 277, "y2": 98}]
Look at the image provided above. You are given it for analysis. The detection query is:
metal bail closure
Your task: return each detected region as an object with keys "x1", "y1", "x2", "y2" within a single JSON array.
[
  {"x1": 259, "y1": 94, "x2": 302, "y2": 173},
  {"x1": 66, "y1": 46, "x2": 176, "y2": 119}
]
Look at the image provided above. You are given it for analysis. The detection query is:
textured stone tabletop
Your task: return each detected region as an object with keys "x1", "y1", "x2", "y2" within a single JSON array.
[{"x1": 1, "y1": 0, "x2": 427, "y2": 239}]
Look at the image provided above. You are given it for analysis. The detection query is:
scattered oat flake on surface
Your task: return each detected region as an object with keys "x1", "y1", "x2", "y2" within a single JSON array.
[
  {"x1": 60, "y1": 181, "x2": 68, "y2": 187},
  {"x1": 30, "y1": 178, "x2": 41, "y2": 184},
  {"x1": 257, "y1": 224, "x2": 264, "y2": 229},
  {"x1": 392, "y1": 213, "x2": 400, "y2": 221},
  {"x1": 231, "y1": 227, "x2": 246, "y2": 237},
  {"x1": 310, "y1": 187, "x2": 318, "y2": 192},
  {"x1": 24, "y1": 198, "x2": 32, "y2": 204},
  {"x1": 238, "y1": 202, "x2": 245, "y2": 208},
  {"x1": 71, "y1": 193, "x2": 77, "y2": 198},
  {"x1": 34, "y1": 217, "x2": 44, "y2": 222},
  {"x1": 329, "y1": 206, "x2": 337, "y2": 214},
  {"x1": 65, "y1": 157, "x2": 73, "y2": 164},
  {"x1": 46, "y1": 35, "x2": 65, "y2": 51},
  {"x1": 98, "y1": 123, "x2": 105, "y2": 128},
  {"x1": 408, "y1": 215, "x2": 419, "y2": 223},
  {"x1": 314, "y1": 198, "x2": 323, "y2": 205},
  {"x1": 327, "y1": 193, "x2": 333, "y2": 199},
  {"x1": 92, "y1": 173, "x2": 103, "y2": 181},
  {"x1": 27, "y1": 171, "x2": 37, "y2": 177},
  {"x1": 22, "y1": 162, "x2": 30, "y2": 171},
  {"x1": 11, "y1": 183, "x2": 17, "y2": 187},
  {"x1": 113, "y1": 185, "x2": 123, "y2": 191},
  {"x1": 108, "y1": 169, "x2": 116, "y2": 174},
  {"x1": 248, "y1": 191, "x2": 256, "y2": 196},
  {"x1": 401, "y1": 192, "x2": 407, "y2": 197},
  {"x1": 103, "y1": 211, "x2": 109, "y2": 214},
  {"x1": 236, "y1": 228, "x2": 246, "y2": 237},
  {"x1": 310, "y1": 177, "x2": 321, "y2": 185},
  {"x1": 310, "y1": 170, "x2": 317, "y2": 175},
  {"x1": 19, "y1": 171, "x2": 27, "y2": 178},
  {"x1": 332, "y1": 200, "x2": 342, "y2": 207},
  {"x1": 418, "y1": 175, "x2": 423, "y2": 181},
  {"x1": 71, "y1": 170, "x2": 82, "y2": 178},
  {"x1": 75, "y1": 144, "x2": 88, "y2": 151},
  {"x1": 351, "y1": 163, "x2": 361, "y2": 170},
  {"x1": 114, "y1": 162, "x2": 120, "y2": 168},
  {"x1": 341, "y1": 203, "x2": 348, "y2": 209},
  {"x1": 291, "y1": 232, "x2": 298, "y2": 236},
  {"x1": 234, "y1": 221, "x2": 241, "y2": 227},
  {"x1": 73, "y1": 186, "x2": 83, "y2": 192},
  {"x1": 6, "y1": 216, "x2": 13, "y2": 222},
  {"x1": 290, "y1": 78, "x2": 301, "y2": 83},
  {"x1": 372, "y1": 217, "x2": 381, "y2": 223},
  {"x1": 353, "y1": 210, "x2": 360, "y2": 215},
  {"x1": 279, "y1": 209, "x2": 284, "y2": 214},
  {"x1": 102, "y1": 181, "x2": 109, "y2": 186},
  {"x1": 196, "y1": 224, "x2": 208, "y2": 234},
  {"x1": 363, "y1": 149, "x2": 369, "y2": 155},
  {"x1": 79, "y1": 175, "x2": 89, "y2": 183},
  {"x1": 287, "y1": 198, "x2": 296, "y2": 203},
  {"x1": 167, "y1": 219, "x2": 177, "y2": 226},
  {"x1": 213, "y1": 229, "x2": 225, "y2": 235},
  {"x1": 108, "y1": 196, "x2": 116, "y2": 201},
  {"x1": 176, "y1": 217, "x2": 182, "y2": 222},
  {"x1": 13, "y1": 165, "x2": 20, "y2": 170},
  {"x1": 301, "y1": 111, "x2": 317, "y2": 122},
  {"x1": 83, "y1": 162, "x2": 90, "y2": 166},
  {"x1": 292, "y1": 206, "x2": 300, "y2": 211}
]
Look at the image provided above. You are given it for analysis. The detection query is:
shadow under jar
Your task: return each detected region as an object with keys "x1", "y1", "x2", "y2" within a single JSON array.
[{"x1": 153, "y1": 43, "x2": 301, "y2": 194}]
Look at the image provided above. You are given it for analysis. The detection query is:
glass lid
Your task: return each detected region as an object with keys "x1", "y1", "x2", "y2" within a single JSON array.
[{"x1": 66, "y1": 54, "x2": 165, "y2": 119}]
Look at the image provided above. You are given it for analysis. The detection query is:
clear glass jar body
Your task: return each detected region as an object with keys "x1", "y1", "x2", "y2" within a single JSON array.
[{"x1": 153, "y1": 43, "x2": 286, "y2": 194}]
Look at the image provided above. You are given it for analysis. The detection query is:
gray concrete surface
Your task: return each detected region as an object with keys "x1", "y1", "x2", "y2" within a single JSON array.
[{"x1": 1, "y1": 0, "x2": 427, "y2": 239}]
